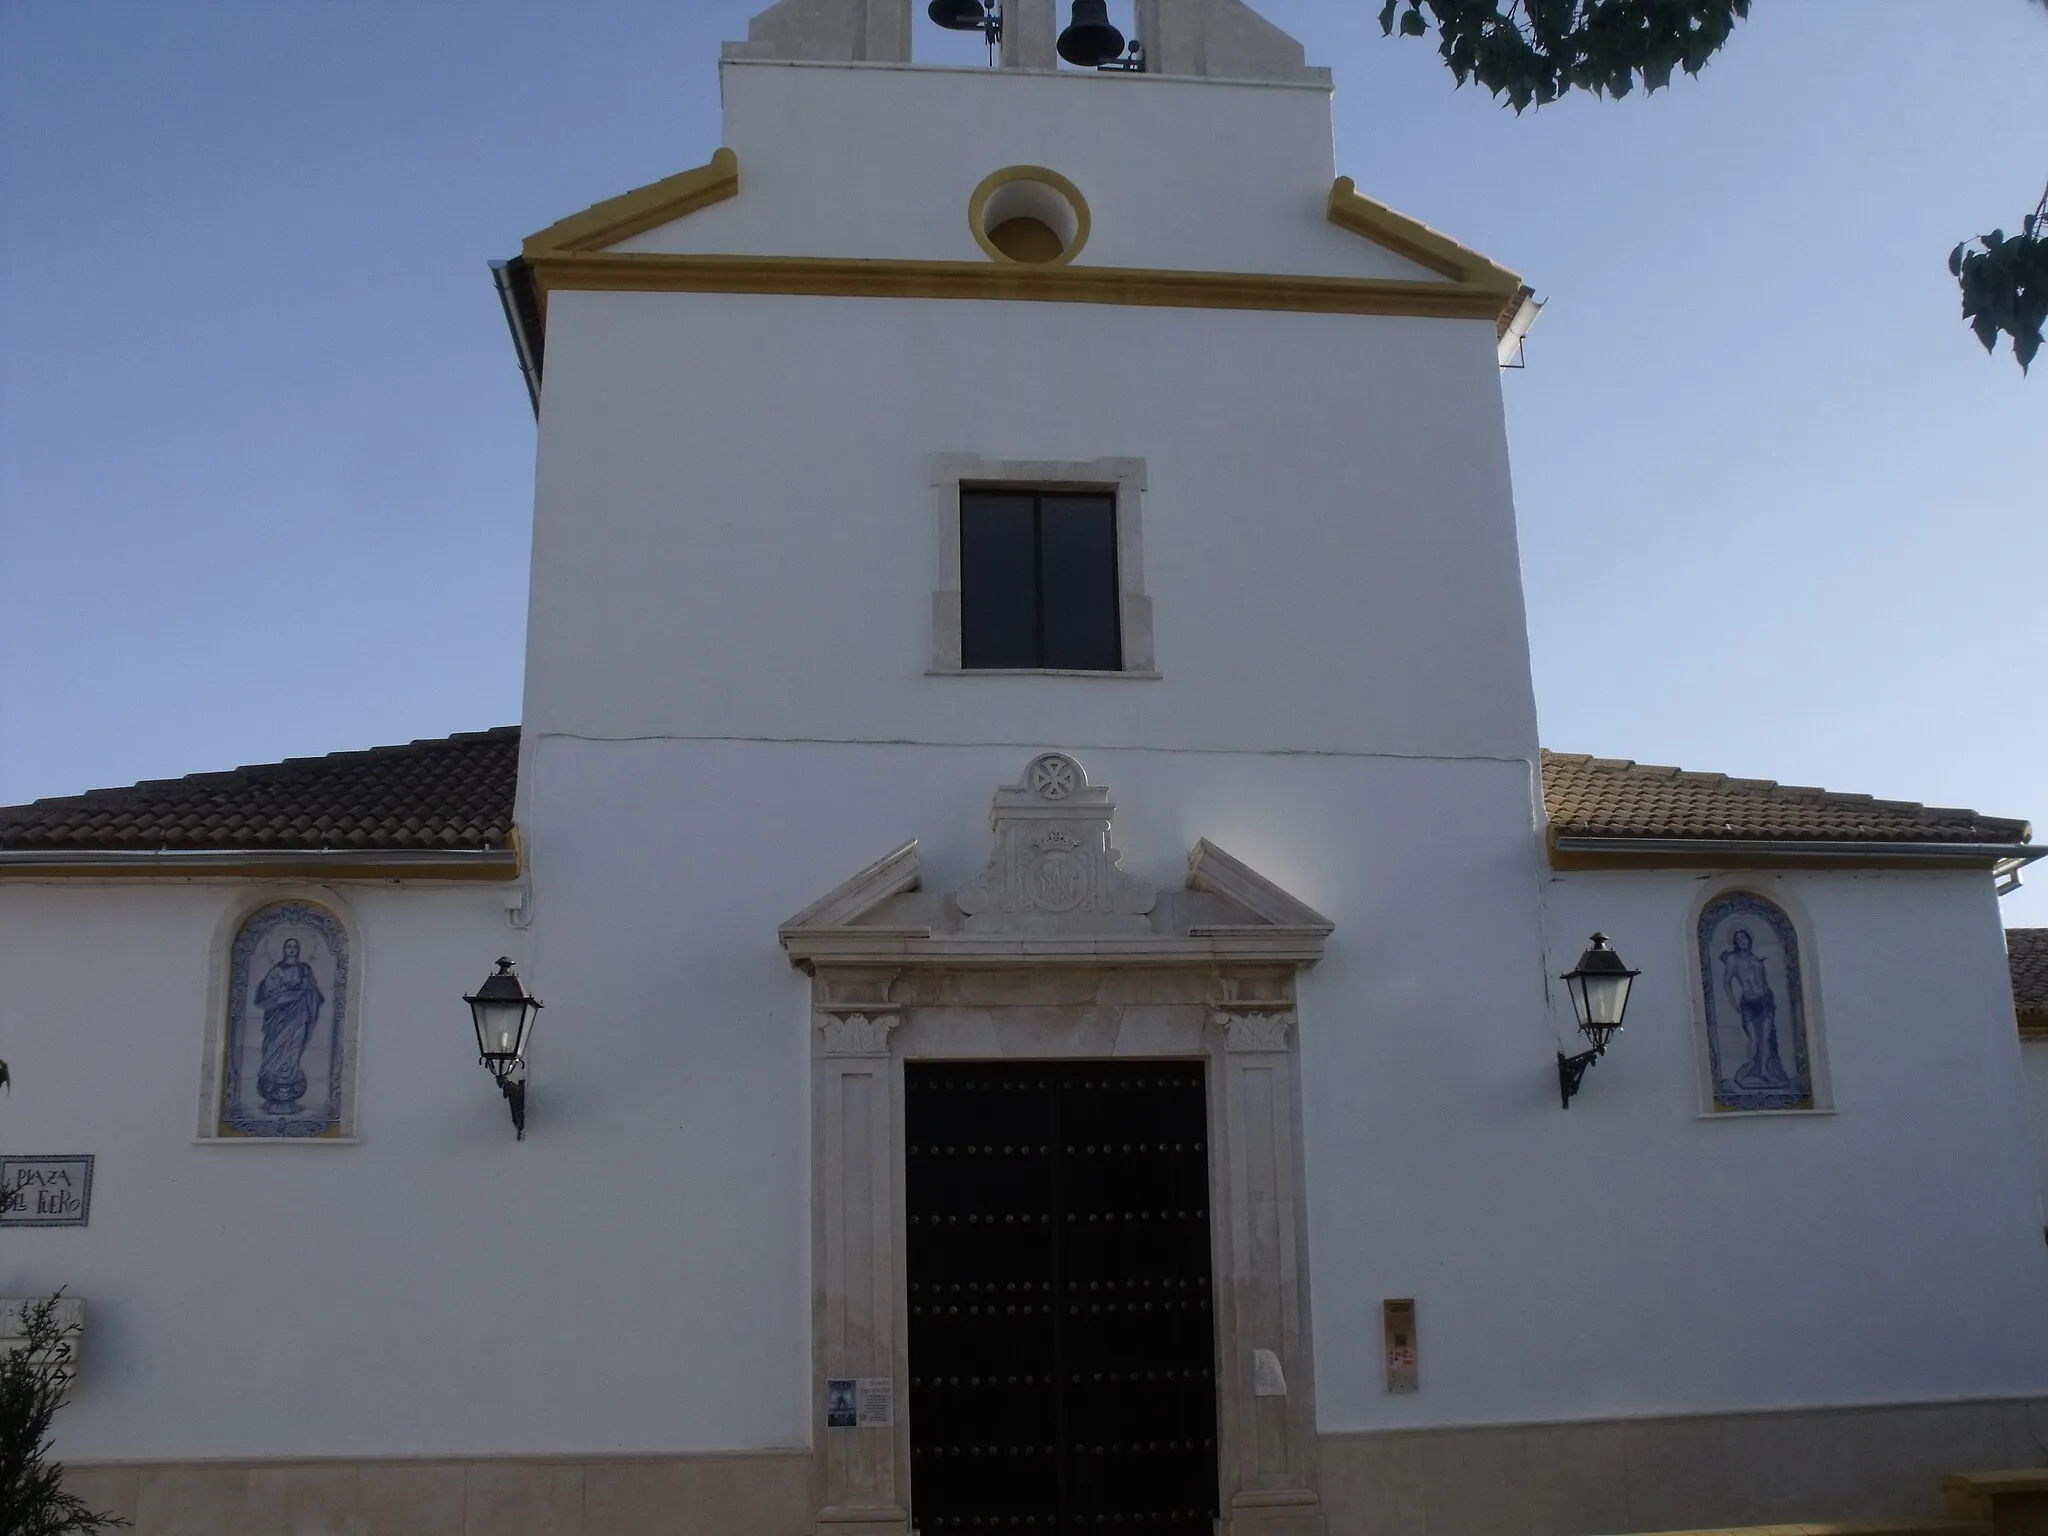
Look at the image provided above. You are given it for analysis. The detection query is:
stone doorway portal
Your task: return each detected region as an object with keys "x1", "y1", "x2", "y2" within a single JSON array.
[
  {"x1": 905, "y1": 1060, "x2": 1221, "y2": 1532},
  {"x1": 782, "y1": 753, "x2": 1333, "y2": 1536}
]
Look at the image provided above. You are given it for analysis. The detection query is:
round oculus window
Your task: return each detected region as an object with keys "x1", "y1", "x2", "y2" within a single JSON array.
[{"x1": 969, "y1": 166, "x2": 1091, "y2": 266}]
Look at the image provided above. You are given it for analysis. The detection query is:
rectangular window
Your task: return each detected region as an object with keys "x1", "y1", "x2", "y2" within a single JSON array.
[{"x1": 959, "y1": 489, "x2": 1121, "y2": 671}]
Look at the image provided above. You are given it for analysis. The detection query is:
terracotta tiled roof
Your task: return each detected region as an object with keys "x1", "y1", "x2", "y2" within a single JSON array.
[
  {"x1": 0, "y1": 728, "x2": 518, "y2": 853},
  {"x1": 2, "y1": 730, "x2": 2029, "y2": 861},
  {"x1": 1541, "y1": 750, "x2": 2031, "y2": 846},
  {"x1": 2013, "y1": 930, "x2": 2048, "y2": 1032}
]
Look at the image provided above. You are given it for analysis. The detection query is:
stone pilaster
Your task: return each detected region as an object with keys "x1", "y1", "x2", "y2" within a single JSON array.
[
  {"x1": 999, "y1": 0, "x2": 1057, "y2": 69},
  {"x1": 812, "y1": 1003, "x2": 909, "y2": 1536},
  {"x1": 1214, "y1": 1004, "x2": 1326, "y2": 1535}
]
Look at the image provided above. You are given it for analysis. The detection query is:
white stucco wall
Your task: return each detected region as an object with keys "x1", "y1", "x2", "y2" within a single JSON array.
[
  {"x1": 0, "y1": 880, "x2": 639, "y2": 1461},
  {"x1": 510, "y1": 36, "x2": 2048, "y2": 1458},
  {"x1": 1306, "y1": 863, "x2": 2048, "y2": 1431},
  {"x1": 13, "y1": 804, "x2": 2046, "y2": 1463},
  {"x1": 512, "y1": 733, "x2": 1563, "y2": 1457},
  {"x1": 13, "y1": 31, "x2": 2044, "y2": 1481},
  {"x1": 613, "y1": 61, "x2": 1449, "y2": 283},
  {"x1": 524, "y1": 290, "x2": 1530, "y2": 762},
  {"x1": 2023, "y1": 1036, "x2": 2048, "y2": 1225}
]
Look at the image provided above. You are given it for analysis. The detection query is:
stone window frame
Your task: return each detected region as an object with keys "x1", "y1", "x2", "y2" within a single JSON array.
[
  {"x1": 1685, "y1": 877, "x2": 1834, "y2": 1119},
  {"x1": 195, "y1": 885, "x2": 364, "y2": 1145},
  {"x1": 927, "y1": 453, "x2": 1159, "y2": 678}
]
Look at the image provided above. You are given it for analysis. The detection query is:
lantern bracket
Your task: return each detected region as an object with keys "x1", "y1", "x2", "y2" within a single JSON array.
[
  {"x1": 495, "y1": 1073, "x2": 528, "y2": 1139},
  {"x1": 1557, "y1": 1045, "x2": 1604, "y2": 1110}
]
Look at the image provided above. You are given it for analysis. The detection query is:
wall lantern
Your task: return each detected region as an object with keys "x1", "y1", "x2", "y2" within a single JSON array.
[
  {"x1": 465, "y1": 958, "x2": 542, "y2": 1139},
  {"x1": 1557, "y1": 933, "x2": 1638, "y2": 1109}
]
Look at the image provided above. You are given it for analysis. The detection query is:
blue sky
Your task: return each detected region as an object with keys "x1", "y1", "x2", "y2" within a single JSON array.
[{"x1": 2, "y1": 1, "x2": 2043, "y2": 920}]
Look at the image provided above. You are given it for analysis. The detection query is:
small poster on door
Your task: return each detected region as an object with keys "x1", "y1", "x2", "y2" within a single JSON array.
[
  {"x1": 1252, "y1": 1348, "x2": 1288, "y2": 1397},
  {"x1": 826, "y1": 1379, "x2": 857, "y2": 1428}
]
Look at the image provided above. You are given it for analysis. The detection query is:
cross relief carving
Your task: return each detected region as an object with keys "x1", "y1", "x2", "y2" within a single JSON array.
[{"x1": 954, "y1": 753, "x2": 1156, "y2": 929}]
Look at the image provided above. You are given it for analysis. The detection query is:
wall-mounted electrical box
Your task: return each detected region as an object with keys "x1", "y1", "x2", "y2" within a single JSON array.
[{"x1": 1383, "y1": 1298, "x2": 1417, "y2": 1393}]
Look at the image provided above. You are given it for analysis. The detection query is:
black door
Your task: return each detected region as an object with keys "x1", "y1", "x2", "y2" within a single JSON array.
[{"x1": 905, "y1": 1061, "x2": 1220, "y2": 1533}]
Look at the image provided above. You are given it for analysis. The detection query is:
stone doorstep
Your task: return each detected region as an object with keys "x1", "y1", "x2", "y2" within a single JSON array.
[
  {"x1": 1586, "y1": 1523, "x2": 1989, "y2": 1536},
  {"x1": 1943, "y1": 1469, "x2": 2048, "y2": 1497},
  {"x1": 1942, "y1": 1469, "x2": 2048, "y2": 1524}
]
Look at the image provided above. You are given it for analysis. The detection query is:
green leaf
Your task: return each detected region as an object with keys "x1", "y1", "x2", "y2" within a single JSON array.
[
  {"x1": 1372, "y1": 1, "x2": 1752, "y2": 109},
  {"x1": 1951, "y1": 192, "x2": 2048, "y2": 372}
]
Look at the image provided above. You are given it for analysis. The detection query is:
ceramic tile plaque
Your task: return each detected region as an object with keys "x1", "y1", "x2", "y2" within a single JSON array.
[{"x1": 0, "y1": 1156, "x2": 93, "y2": 1228}]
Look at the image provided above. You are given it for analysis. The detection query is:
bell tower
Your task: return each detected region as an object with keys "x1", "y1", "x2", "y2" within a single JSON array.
[
  {"x1": 727, "y1": 0, "x2": 1330, "y2": 83},
  {"x1": 504, "y1": 3, "x2": 1541, "y2": 1532}
]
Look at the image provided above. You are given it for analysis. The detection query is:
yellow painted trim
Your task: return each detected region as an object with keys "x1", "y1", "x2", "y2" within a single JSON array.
[
  {"x1": 523, "y1": 148, "x2": 740, "y2": 258},
  {"x1": 0, "y1": 853, "x2": 521, "y2": 882},
  {"x1": 525, "y1": 251, "x2": 1519, "y2": 326},
  {"x1": 1545, "y1": 847, "x2": 2004, "y2": 874},
  {"x1": 967, "y1": 165, "x2": 1092, "y2": 268},
  {"x1": 1326, "y1": 176, "x2": 1523, "y2": 291}
]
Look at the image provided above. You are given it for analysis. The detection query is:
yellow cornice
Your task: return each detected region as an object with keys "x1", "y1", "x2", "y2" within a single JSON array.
[
  {"x1": 1326, "y1": 177, "x2": 1524, "y2": 293},
  {"x1": 0, "y1": 849, "x2": 521, "y2": 882},
  {"x1": 524, "y1": 251, "x2": 1521, "y2": 328},
  {"x1": 523, "y1": 148, "x2": 741, "y2": 258},
  {"x1": 512, "y1": 155, "x2": 1528, "y2": 333}
]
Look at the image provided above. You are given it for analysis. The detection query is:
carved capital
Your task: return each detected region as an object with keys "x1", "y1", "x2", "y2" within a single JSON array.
[
  {"x1": 1218, "y1": 1009, "x2": 1295, "y2": 1053},
  {"x1": 816, "y1": 1010, "x2": 901, "y2": 1057}
]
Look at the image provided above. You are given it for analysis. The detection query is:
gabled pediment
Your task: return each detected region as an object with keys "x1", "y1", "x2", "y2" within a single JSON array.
[
  {"x1": 777, "y1": 838, "x2": 923, "y2": 933},
  {"x1": 1325, "y1": 178, "x2": 1517, "y2": 290},
  {"x1": 522, "y1": 149, "x2": 741, "y2": 260},
  {"x1": 1185, "y1": 839, "x2": 1333, "y2": 938},
  {"x1": 779, "y1": 753, "x2": 1331, "y2": 969},
  {"x1": 509, "y1": 154, "x2": 1532, "y2": 349}
]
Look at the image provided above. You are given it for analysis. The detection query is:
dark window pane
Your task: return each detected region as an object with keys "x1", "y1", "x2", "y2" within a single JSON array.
[
  {"x1": 960, "y1": 491, "x2": 1039, "y2": 669},
  {"x1": 1038, "y1": 494, "x2": 1120, "y2": 671}
]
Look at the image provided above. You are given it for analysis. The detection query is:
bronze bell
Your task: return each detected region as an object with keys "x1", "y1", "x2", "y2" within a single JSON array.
[
  {"x1": 1057, "y1": 0, "x2": 1125, "y2": 66},
  {"x1": 928, "y1": 0, "x2": 990, "y2": 30}
]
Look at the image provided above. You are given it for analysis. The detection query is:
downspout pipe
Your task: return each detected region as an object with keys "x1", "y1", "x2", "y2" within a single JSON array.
[{"x1": 491, "y1": 259, "x2": 542, "y2": 418}]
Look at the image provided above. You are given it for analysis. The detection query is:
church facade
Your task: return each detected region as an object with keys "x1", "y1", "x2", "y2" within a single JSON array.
[{"x1": 3, "y1": 4, "x2": 2045, "y2": 1532}]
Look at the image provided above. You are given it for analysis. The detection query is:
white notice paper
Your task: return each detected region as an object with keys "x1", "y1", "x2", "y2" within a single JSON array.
[
  {"x1": 855, "y1": 1377, "x2": 895, "y2": 1427},
  {"x1": 1252, "y1": 1349, "x2": 1287, "y2": 1397}
]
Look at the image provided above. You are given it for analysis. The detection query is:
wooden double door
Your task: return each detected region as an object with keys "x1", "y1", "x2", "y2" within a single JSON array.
[{"x1": 905, "y1": 1061, "x2": 1221, "y2": 1532}]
